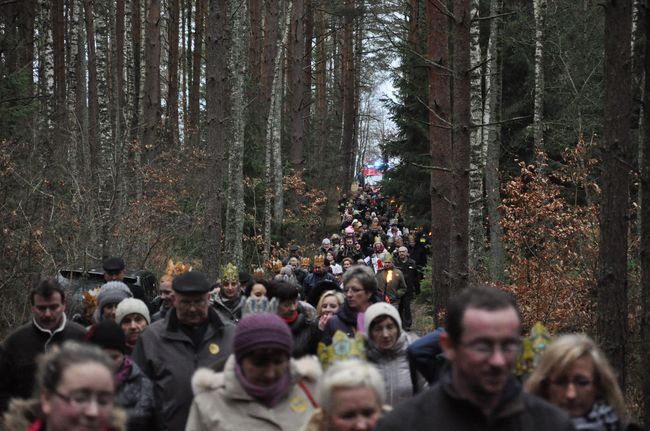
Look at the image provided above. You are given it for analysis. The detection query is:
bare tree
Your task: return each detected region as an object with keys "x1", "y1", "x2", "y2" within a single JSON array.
[
  {"x1": 203, "y1": 0, "x2": 229, "y2": 280},
  {"x1": 142, "y1": 0, "x2": 161, "y2": 172},
  {"x1": 598, "y1": 0, "x2": 632, "y2": 387},
  {"x1": 533, "y1": 0, "x2": 546, "y2": 148},
  {"x1": 167, "y1": 0, "x2": 180, "y2": 148},
  {"x1": 288, "y1": 0, "x2": 306, "y2": 171}
]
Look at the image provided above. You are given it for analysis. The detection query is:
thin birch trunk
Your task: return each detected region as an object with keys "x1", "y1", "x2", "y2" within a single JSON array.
[
  {"x1": 533, "y1": 0, "x2": 546, "y2": 149},
  {"x1": 468, "y1": 0, "x2": 485, "y2": 277},
  {"x1": 273, "y1": 5, "x2": 290, "y2": 225}
]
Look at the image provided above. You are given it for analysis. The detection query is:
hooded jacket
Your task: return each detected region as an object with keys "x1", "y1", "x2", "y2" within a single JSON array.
[{"x1": 185, "y1": 355, "x2": 321, "y2": 431}]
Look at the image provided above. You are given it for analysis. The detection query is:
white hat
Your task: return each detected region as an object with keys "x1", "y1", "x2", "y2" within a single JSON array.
[
  {"x1": 364, "y1": 302, "x2": 402, "y2": 336},
  {"x1": 115, "y1": 298, "x2": 151, "y2": 325}
]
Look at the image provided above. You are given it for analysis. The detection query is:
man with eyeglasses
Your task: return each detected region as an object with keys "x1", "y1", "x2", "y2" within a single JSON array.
[
  {"x1": 132, "y1": 271, "x2": 235, "y2": 431},
  {"x1": 0, "y1": 278, "x2": 86, "y2": 414},
  {"x1": 377, "y1": 285, "x2": 574, "y2": 430}
]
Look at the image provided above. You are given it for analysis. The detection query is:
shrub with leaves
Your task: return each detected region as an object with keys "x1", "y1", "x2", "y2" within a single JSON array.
[{"x1": 499, "y1": 137, "x2": 599, "y2": 332}]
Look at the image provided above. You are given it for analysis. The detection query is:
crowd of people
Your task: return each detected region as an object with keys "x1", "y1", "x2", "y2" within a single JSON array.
[{"x1": 0, "y1": 185, "x2": 641, "y2": 430}]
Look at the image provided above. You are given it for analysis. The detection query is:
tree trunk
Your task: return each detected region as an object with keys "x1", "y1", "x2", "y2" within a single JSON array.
[
  {"x1": 224, "y1": 0, "x2": 249, "y2": 268},
  {"x1": 427, "y1": 0, "x2": 452, "y2": 326},
  {"x1": 52, "y1": 0, "x2": 66, "y2": 156},
  {"x1": 142, "y1": 0, "x2": 161, "y2": 172},
  {"x1": 203, "y1": 0, "x2": 229, "y2": 281},
  {"x1": 533, "y1": 0, "x2": 546, "y2": 149},
  {"x1": 468, "y1": 0, "x2": 485, "y2": 278},
  {"x1": 83, "y1": 0, "x2": 99, "y2": 187},
  {"x1": 303, "y1": 0, "x2": 313, "y2": 171},
  {"x1": 73, "y1": 0, "x2": 90, "y2": 181},
  {"x1": 341, "y1": 0, "x2": 355, "y2": 191},
  {"x1": 484, "y1": 0, "x2": 505, "y2": 282},
  {"x1": 598, "y1": 0, "x2": 631, "y2": 388},
  {"x1": 314, "y1": 0, "x2": 327, "y2": 171},
  {"x1": 641, "y1": 5, "x2": 650, "y2": 425},
  {"x1": 189, "y1": 0, "x2": 205, "y2": 148},
  {"x1": 288, "y1": 0, "x2": 306, "y2": 171},
  {"x1": 450, "y1": 0, "x2": 471, "y2": 293},
  {"x1": 167, "y1": 0, "x2": 180, "y2": 148}
]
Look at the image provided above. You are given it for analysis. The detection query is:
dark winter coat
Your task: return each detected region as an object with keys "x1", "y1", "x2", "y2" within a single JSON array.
[
  {"x1": 116, "y1": 359, "x2": 157, "y2": 431},
  {"x1": 132, "y1": 308, "x2": 235, "y2": 431},
  {"x1": 0, "y1": 316, "x2": 86, "y2": 413},
  {"x1": 288, "y1": 306, "x2": 320, "y2": 358},
  {"x1": 302, "y1": 272, "x2": 337, "y2": 302},
  {"x1": 211, "y1": 294, "x2": 245, "y2": 325},
  {"x1": 320, "y1": 301, "x2": 359, "y2": 345},
  {"x1": 375, "y1": 372, "x2": 575, "y2": 431}
]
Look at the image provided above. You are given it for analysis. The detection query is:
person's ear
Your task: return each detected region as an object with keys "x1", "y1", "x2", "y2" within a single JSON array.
[{"x1": 440, "y1": 331, "x2": 456, "y2": 361}]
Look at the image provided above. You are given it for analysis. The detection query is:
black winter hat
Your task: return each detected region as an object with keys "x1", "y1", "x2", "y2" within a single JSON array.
[
  {"x1": 86, "y1": 320, "x2": 126, "y2": 353},
  {"x1": 103, "y1": 256, "x2": 125, "y2": 273},
  {"x1": 172, "y1": 271, "x2": 211, "y2": 294}
]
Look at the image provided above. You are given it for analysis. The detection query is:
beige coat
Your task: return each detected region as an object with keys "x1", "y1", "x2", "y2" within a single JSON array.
[{"x1": 185, "y1": 355, "x2": 321, "y2": 431}]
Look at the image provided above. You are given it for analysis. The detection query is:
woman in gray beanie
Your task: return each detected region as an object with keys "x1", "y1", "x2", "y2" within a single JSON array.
[
  {"x1": 94, "y1": 281, "x2": 133, "y2": 322},
  {"x1": 186, "y1": 313, "x2": 322, "y2": 431}
]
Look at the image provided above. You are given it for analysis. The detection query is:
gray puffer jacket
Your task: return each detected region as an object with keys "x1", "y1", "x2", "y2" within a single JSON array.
[
  {"x1": 366, "y1": 332, "x2": 425, "y2": 406},
  {"x1": 116, "y1": 358, "x2": 157, "y2": 431}
]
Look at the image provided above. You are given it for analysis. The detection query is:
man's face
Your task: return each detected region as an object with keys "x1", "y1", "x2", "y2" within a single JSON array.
[
  {"x1": 32, "y1": 292, "x2": 65, "y2": 330},
  {"x1": 289, "y1": 257, "x2": 299, "y2": 269},
  {"x1": 322, "y1": 242, "x2": 331, "y2": 251},
  {"x1": 103, "y1": 270, "x2": 125, "y2": 282},
  {"x1": 172, "y1": 292, "x2": 210, "y2": 326},
  {"x1": 345, "y1": 238, "x2": 354, "y2": 248},
  {"x1": 398, "y1": 247, "x2": 408, "y2": 261},
  {"x1": 313, "y1": 264, "x2": 324, "y2": 275},
  {"x1": 442, "y1": 307, "x2": 520, "y2": 407},
  {"x1": 277, "y1": 299, "x2": 298, "y2": 319},
  {"x1": 121, "y1": 313, "x2": 148, "y2": 347},
  {"x1": 159, "y1": 281, "x2": 173, "y2": 308},
  {"x1": 221, "y1": 281, "x2": 240, "y2": 299}
]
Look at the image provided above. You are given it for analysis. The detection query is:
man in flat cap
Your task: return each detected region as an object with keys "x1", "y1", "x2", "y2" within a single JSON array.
[
  {"x1": 132, "y1": 272, "x2": 235, "y2": 431},
  {"x1": 103, "y1": 256, "x2": 126, "y2": 282}
]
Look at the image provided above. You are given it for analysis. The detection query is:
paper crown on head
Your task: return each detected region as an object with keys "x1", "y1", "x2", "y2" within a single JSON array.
[
  {"x1": 313, "y1": 255, "x2": 325, "y2": 267},
  {"x1": 164, "y1": 259, "x2": 191, "y2": 279},
  {"x1": 272, "y1": 260, "x2": 283, "y2": 274},
  {"x1": 317, "y1": 330, "x2": 366, "y2": 369},
  {"x1": 221, "y1": 263, "x2": 238, "y2": 283},
  {"x1": 301, "y1": 257, "x2": 311, "y2": 267},
  {"x1": 82, "y1": 287, "x2": 100, "y2": 308},
  {"x1": 253, "y1": 267, "x2": 266, "y2": 279},
  {"x1": 515, "y1": 321, "x2": 551, "y2": 378}
]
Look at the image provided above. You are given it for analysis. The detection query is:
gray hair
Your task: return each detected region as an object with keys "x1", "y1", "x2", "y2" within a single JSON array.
[
  {"x1": 341, "y1": 265, "x2": 377, "y2": 294},
  {"x1": 320, "y1": 360, "x2": 385, "y2": 410}
]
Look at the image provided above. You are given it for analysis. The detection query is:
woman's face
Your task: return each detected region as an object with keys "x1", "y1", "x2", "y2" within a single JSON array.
[
  {"x1": 41, "y1": 361, "x2": 115, "y2": 431},
  {"x1": 369, "y1": 316, "x2": 399, "y2": 351},
  {"x1": 344, "y1": 278, "x2": 370, "y2": 311},
  {"x1": 250, "y1": 283, "x2": 267, "y2": 298},
  {"x1": 548, "y1": 355, "x2": 598, "y2": 417},
  {"x1": 240, "y1": 348, "x2": 290, "y2": 387},
  {"x1": 326, "y1": 386, "x2": 382, "y2": 431},
  {"x1": 320, "y1": 296, "x2": 340, "y2": 317}
]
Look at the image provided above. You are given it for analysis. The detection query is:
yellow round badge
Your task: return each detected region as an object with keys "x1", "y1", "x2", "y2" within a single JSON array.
[
  {"x1": 290, "y1": 395, "x2": 307, "y2": 413},
  {"x1": 209, "y1": 343, "x2": 220, "y2": 355}
]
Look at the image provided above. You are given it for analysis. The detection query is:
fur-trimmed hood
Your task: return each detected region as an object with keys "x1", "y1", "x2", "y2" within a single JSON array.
[
  {"x1": 191, "y1": 354, "x2": 322, "y2": 396},
  {"x1": 3, "y1": 397, "x2": 127, "y2": 431}
]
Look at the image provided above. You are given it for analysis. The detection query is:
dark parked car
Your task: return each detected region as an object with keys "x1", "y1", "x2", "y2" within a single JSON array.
[{"x1": 56, "y1": 265, "x2": 158, "y2": 324}]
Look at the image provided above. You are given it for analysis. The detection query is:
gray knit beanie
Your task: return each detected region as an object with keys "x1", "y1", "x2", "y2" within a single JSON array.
[{"x1": 97, "y1": 281, "x2": 132, "y2": 317}]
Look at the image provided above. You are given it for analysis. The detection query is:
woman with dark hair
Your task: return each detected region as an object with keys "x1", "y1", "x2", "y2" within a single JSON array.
[
  {"x1": 244, "y1": 278, "x2": 270, "y2": 299},
  {"x1": 267, "y1": 280, "x2": 320, "y2": 358},
  {"x1": 320, "y1": 265, "x2": 377, "y2": 345},
  {"x1": 3, "y1": 341, "x2": 125, "y2": 431}
]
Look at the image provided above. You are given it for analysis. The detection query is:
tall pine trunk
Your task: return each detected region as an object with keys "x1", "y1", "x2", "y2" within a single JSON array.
[
  {"x1": 83, "y1": 0, "x2": 99, "y2": 187},
  {"x1": 641, "y1": 3, "x2": 650, "y2": 423},
  {"x1": 203, "y1": 0, "x2": 229, "y2": 280},
  {"x1": 484, "y1": 0, "x2": 505, "y2": 282},
  {"x1": 142, "y1": 0, "x2": 161, "y2": 174},
  {"x1": 167, "y1": 0, "x2": 180, "y2": 148},
  {"x1": 188, "y1": 0, "x2": 205, "y2": 148},
  {"x1": 341, "y1": 0, "x2": 355, "y2": 191},
  {"x1": 450, "y1": 0, "x2": 471, "y2": 293},
  {"x1": 427, "y1": 0, "x2": 452, "y2": 325},
  {"x1": 288, "y1": 0, "x2": 305, "y2": 172},
  {"x1": 224, "y1": 0, "x2": 249, "y2": 268},
  {"x1": 598, "y1": 0, "x2": 631, "y2": 388}
]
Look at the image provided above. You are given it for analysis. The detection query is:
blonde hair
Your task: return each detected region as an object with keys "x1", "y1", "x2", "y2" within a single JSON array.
[
  {"x1": 320, "y1": 360, "x2": 384, "y2": 410},
  {"x1": 525, "y1": 334, "x2": 626, "y2": 419},
  {"x1": 316, "y1": 290, "x2": 345, "y2": 316}
]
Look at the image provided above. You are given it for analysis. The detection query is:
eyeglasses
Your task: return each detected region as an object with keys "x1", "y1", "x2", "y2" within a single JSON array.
[
  {"x1": 549, "y1": 377, "x2": 594, "y2": 389},
  {"x1": 54, "y1": 389, "x2": 114, "y2": 408},
  {"x1": 460, "y1": 339, "x2": 521, "y2": 357}
]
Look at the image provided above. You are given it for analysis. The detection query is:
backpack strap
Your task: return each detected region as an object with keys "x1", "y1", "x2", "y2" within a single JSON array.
[{"x1": 298, "y1": 379, "x2": 318, "y2": 408}]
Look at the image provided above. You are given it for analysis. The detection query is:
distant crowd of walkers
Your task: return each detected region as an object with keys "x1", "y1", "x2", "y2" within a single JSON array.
[{"x1": 0, "y1": 185, "x2": 641, "y2": 430}]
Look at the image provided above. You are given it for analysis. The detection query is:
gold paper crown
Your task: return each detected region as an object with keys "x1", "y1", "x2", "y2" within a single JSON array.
[
  {"x1": 253, "y1": 267, "x2": 266, "y2": 279},
  {"x1": 272, "y1": 260, "x2": 283, "y2": 274},
  {"x1": 301, "y1": 257, "x2": 311, "y2": 267},
  {"x1": 82, "y1": 287, "x2": 100, "y2": 307},
  {"x1": 313, "y1": 255, "x2": 325, "y2": 266},
  {"x1": 221, "y1": 263, "x2": 238, "y2": 282},
  {"x1": 515, "y1": 322, "x2": 551, "y2": 377},
  {"x1": 317, "y1": 331, "x2": 366, "y2": 369},
  {"x1": 164, "y1": 259, "x2": 191, "y2": 279}
]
